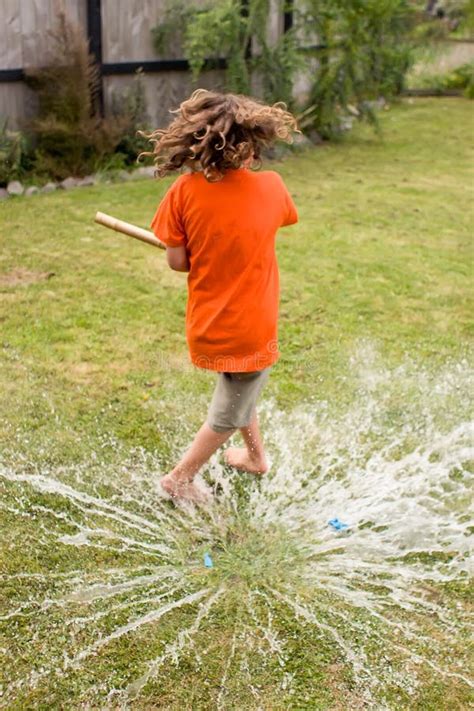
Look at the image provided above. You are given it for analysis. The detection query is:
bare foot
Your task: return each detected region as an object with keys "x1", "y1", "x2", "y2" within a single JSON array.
[
  {"x1": 160, "y1": 474, "x2": 211, "y2": 505},
  {"x1": 223, "y1": 447, "x2": 268, "y2": 475}
]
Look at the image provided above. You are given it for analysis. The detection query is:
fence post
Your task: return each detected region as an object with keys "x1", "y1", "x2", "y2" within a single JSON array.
[
  {"x1": 284, "y1": 0, "x2": 293, "y2": 32},
  {"x1": 86, "y1": 0, "x2": 104, "y2": 116}
]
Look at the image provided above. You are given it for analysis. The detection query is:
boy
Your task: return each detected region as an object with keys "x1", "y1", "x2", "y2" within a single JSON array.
[{"x1": 146, "y1": 89, "x2": 298, "y2": 503}]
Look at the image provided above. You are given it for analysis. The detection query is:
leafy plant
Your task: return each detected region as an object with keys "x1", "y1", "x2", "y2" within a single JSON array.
[
  {"x1": 442, "y1": 0, "x2": 473, "y2": 26},
  {"x1": 151, "y1": 0, "x2": 200, "y2": 59},
  {"x1": 151, "y1": 0, "x2": 416, "y2": 140},
  {"x1": 420, "y1": 60, "x2": 474, "y2": 96},
  {"x1": 152, "y1": 0, "x2": 301, "y2": 106},
  {"x1": 110, "y1": 68, "x2": 152, "y2": 166},
  {"x1": 453, "y1": 60, "x2": 474, "y2": 96},
  {"x1": 184, "y1": 0, "x2": 250, "y2": 92},
  {"x1": 410, "y1": 0, "x2": 474, "y2": 43},
  {"x1": 297, "y1": 0, "x2": 416, "y2": 138},
  {"x1": 25, "y1": 12, "x2": 127, "y2": 179},
  {"x1": 461, "y1": 0, "x2": 474, "y2": 36},
  {"x1": 0, "y1": 120, "x2": 30, "y2": 185}
]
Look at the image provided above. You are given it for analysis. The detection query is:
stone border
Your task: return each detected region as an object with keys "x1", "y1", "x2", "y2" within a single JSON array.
[
  {"x1": 0, "y1": 135, "x2": 316, "y2": 202},
  {"x1": 0, "y1": 166, "x2": 157, "y2": 201}
]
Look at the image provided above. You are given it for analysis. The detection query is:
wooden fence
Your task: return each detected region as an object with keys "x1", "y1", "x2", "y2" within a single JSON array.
[{"x1": 0, "y1": 0, "x2": 293, "y2": 131}]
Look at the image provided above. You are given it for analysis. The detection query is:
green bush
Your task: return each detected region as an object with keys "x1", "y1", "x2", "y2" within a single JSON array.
[
  {"x1": 455, "y1": 61, "x2": 474, "y2": 96},
  {"x1": 151, "y1": 0, "x2": 415, "y2": 140},
  {"x1": 25, "y1": 12, "x2": 127, "y2": 179},
  {"x1": 411, "y1": 0, "x2": 474, "y2": 42},
  {"x1": 152, "y1": 0, "x2": 301, "y2": 106},
  {"x1": 424, "y1": 61, "x2": 474, "y2": 96},
  {"x1": 298, "y1": 0, "x2": 416, "y2": 138},
  {"x1": 110, "y1": 68, "x2": 152, "y2": 167},
  {"x1": 0, "y1": 120, "x2": 30, "y2": 185}
]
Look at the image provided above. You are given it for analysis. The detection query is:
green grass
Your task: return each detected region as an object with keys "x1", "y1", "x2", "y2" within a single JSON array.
[
  {"x1": 0, "y1": 98, "x2": 472, "y2": 463},
  {"x1": 0, "y1": 98, "x2": 473, "y2": 709}
]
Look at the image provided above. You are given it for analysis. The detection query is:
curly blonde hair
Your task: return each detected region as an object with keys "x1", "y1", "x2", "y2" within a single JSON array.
[{"x1": 139, "y1": 89, "x2": 299, "y2": 182}]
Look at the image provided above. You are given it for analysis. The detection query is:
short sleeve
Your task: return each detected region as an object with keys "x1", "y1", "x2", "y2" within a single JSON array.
[
  {"x1": 150, "y1": 180, "x2": 187, "y2": 247},
  {"x1": 275, "y1": 173, "x2": 298, "y2": 227}
]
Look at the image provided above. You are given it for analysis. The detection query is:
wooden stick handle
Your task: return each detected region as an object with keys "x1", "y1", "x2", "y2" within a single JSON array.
[{"x1": 94, "y1": 211, "x2": 166, "y2": 250}]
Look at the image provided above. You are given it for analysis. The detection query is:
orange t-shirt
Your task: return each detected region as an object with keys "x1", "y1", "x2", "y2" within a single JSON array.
[{"x1": 150, "y1": 168, "x2": 298, "y2": 372}]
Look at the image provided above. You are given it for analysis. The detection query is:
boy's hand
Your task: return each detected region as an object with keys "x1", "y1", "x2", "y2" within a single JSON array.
[{"x1": 166, "y1": 245, "x2": 190, "y2": 272}]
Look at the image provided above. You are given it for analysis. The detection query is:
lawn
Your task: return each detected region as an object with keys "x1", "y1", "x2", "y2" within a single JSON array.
[{"x1": 0, "y1": 98, "x2": 473, "y2": 709}]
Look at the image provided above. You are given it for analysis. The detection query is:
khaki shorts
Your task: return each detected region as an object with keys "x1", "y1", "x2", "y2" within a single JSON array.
[{"x1": 207, "y1": 367, "x2": 271, "y2": 433}]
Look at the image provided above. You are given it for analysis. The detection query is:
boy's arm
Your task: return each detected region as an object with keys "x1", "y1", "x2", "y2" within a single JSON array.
[
  {"x1": 272, "y1": 172, "x2": 298, "y2": 227},
  {"x1": 166, "y1": 245, "x2": 190, "y2": 272},
  {"x1": 150, "y1": 178, "x2": 188, "y2": 268}
]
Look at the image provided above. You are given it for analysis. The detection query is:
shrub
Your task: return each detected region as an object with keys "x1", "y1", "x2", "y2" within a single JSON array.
[
  {"x1": 151, "y1": 0, "x2": 415, "y2": 140},
  {"x1": 152, "y1": 0, "x2": 301, "y2": 107},
  {"x1": 423, "y1": 60, "x2": 474, "y2": 96},
  {"x1": 25, "y1": 12, "x2": 127, "y2": 179},
  {"x1": 110, "y1": 68, "x2": 152, "y2": 167},
  {"x1": 412, "y1": 0, "x2": 474, "y2": 42},
  {"x1": 0, "y1": 120, "x2": 31, "y2": 186},
  {"x1": 454, "y1": 61, "x2": 474, "y2": 97},
  {"x1": 297, "y1": 0, "x2": 416, "y2": 138}
]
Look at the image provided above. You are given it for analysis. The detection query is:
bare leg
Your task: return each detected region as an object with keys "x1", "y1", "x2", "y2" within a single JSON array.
[
  {"x1": 224, "y1": 410, "x2": 268, "y2": 475},
  {"x1": 160, "y1": 422, "x2": 235, "y2": 503}
]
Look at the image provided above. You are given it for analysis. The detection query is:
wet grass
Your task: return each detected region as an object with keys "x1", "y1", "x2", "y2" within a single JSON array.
[{"x1": 0, "y1": 98, "x2": 473, "y2": 708}]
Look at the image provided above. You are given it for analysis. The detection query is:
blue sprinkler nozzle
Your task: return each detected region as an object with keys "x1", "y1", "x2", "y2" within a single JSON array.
[
  {"x1": 328, "y1": 518, "x2": 349, "y2": 531},
  {"x1": 204, "y1": 552, "x2": 214, "y2": 568}
]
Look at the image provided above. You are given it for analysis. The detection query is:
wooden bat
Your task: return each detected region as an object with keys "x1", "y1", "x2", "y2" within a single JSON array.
[{"x1": 94, "y1": 211, "x2": 166, "y2": 250}]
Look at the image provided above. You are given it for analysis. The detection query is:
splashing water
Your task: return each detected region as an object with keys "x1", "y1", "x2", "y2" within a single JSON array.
[{"x1": 0, "y1": 346, "x2": 472, "y2": 708}]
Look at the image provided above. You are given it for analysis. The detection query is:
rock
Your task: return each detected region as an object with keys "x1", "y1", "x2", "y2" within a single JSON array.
[
  {"x1": 307, "y1": 129, "x2": 324, "y2": 145},
  {"x1": 0, "y1": 188, "x2": 8, "y2": 201},
  {"x1": 25, "y1": 186, "x2": 40, "y2": 197},
  {"x1": 339, "y1": 117, "x2": 353, "y2": 132},
  {"x1": 7, "y1": 180, "x2": 24, "y2": 196},
  {"x1": 41, "y1": 181, "x2": 57, "y2": 193},
  {"x1": 263, "y1": 144, "x2": 290, "y2": 161},
  {"x1": 77, "y1": 175, "x2": 96, "y2": 187},
  {"x1": 118, "y1": 170, "x2": 133, "y2": 182},
  {"x1": 364, "y1": 97, "x2": 386, "y2": 111},
  {"x1": 59, "y1": 177, "x2": 79, "y2": 190},
  {"x1": 293, "y1": 132, "x2": 313, "y2": 150},
  {"x1": 132, "y1": 165, "x2": 156, "y2": 179}
]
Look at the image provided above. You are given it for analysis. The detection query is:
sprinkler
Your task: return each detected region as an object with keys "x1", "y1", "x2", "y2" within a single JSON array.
[
  {"x1": 328, "y1": 518, "x2": 349, "y2": 531},
  {"x1": 204, "y1": 552, "x2": 214, "y2": 568}
]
